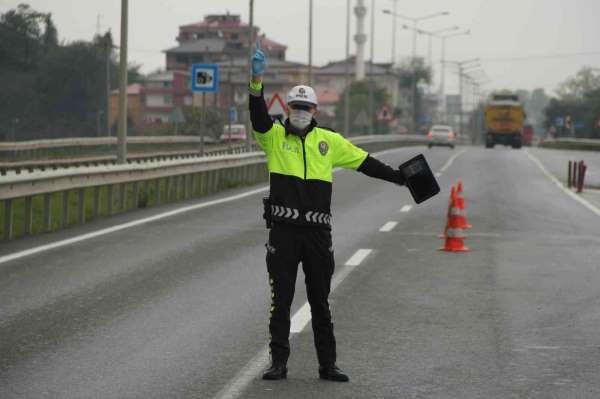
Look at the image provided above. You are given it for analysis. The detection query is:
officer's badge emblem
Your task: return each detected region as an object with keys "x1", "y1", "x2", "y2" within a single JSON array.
[{"x1": 318, "y1": 141, "x2": 328, "y2": 156}]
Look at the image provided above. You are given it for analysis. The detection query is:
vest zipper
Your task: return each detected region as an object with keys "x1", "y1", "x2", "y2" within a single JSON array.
[{"x1": 300, "y1": 136, "x2": 307, "y2": 179}]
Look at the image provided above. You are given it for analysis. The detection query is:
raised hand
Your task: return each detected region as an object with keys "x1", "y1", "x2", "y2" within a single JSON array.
[{"x1": 251, "y1": 39, "x2": 266, "y2": 76}]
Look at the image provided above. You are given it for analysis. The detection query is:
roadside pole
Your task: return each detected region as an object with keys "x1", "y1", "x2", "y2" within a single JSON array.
[
  {"x1": 105, "y1": 34, "x2": 111, "y2": 136},
  {"x1": 201, "y1": 92, "x2": 206, "y2": 156},
  {"x1": 344, "y1": 0, "x2": 351, "y2": 136},
  {"x1": 368, "y1": 0, "x2": 375, "y2": 135},
  {"x1": 246, "y1": 0, "x2": 254, "y2": 152},
  {"x1": 116, "y1": 0, "x2": 128, "y2": 164}
]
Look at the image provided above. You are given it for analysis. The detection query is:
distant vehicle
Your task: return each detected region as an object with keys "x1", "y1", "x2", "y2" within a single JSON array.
[
  {"x1": 427, "y1": 125, "x2": 456, "y2": 149},
  {"x1": 484, "y1": 93, "x2": 524, "y2": 149},
  {"x1": 220, "y1": 124, "x2": 247, "y2": 142},
  {"x1": 522, "y1": 124, "x2": 534, "y2": 146}
]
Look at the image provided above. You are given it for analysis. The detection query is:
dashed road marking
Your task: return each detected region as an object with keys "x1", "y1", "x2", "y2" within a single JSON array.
[
  {"x1": 345, "y1": 248, "x2": 373, "y2": 266},
  {"x1": 525, "y1": 149, "x2": 600, "y2": 217},
  {"x1": 435, "y1": 172, "x2": 442, "y2": 177},
  {"x1": 379, "y1": 221, "x2": 398, "y2": 232},
  {"x1": 400, "y1": 205, "x2": 412, "y2": 212},
  {"x1": 438, "y1": 148, "x2": 467, "y2": 174}
]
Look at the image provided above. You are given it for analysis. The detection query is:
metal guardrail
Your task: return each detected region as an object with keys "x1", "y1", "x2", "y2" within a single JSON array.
[
  {"x1": 0, "y1": 134, "x2": 426, "y2": 240},
  {"x1": 539, "y1": 138, "x2": 600, "y2": 151},
  {"x1": 0, "y1": 139, "x2": 255, "y2": 176}
]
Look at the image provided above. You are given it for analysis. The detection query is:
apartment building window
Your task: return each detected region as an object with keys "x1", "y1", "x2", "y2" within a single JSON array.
[{"x1": 164, "y1": 95, "x2": 173, "y2": 105}]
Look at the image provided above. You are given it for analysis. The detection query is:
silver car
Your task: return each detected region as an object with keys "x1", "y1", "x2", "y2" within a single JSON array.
[{"x1": 427, "y1": 125, "x2": 456, "y2": 149}]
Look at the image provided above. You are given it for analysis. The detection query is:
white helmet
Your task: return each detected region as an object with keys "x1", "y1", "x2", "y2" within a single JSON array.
[{"x1": 286, "y1": 85, "x2": 318, "y2": 108}]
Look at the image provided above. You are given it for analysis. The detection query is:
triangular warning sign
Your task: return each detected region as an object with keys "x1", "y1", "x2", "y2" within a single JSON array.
[{"x1": 267, "y1": 93, "x2": 288, "y2": 117}]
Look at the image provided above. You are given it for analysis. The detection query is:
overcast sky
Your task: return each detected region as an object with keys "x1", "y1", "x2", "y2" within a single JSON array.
[{"x1": 2, "y1": 0, "x2": 600, "y2": 96}]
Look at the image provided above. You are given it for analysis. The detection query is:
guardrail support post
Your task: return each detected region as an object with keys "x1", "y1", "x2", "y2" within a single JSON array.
[
  {"x1": 93, "y1": 186, "x2": 100, "y2": 219},
  {"x1": 62, "y1": 191, "x2": 69, "y2": 228},
  {"x1": 119, "y1": 183, "x2": 126, "y2": 212},
  {"x1": 133, "y1": 181, "x2": 140, "y2": 208},
  {"x1": 78, "y1": 188, "x2": 86, "y2": 224},
  {"x1": 107, "y1": 185, "x2": 114, "y2": 215},
  {"x1": 4, "y1": 199, "x2": 13, "y2": 240},
  {"x1": 155, "y1": 178, "x2": 161, "y2": 205},
  {"x1": 173, "y1": 176, "x2": 179, "y2": 201},
  {"x1": 165, "y1": 177, "x2": 172, "y2": 201},
  {"x1": 191, "y1": 173, "x2": 198, "y2": 197},
  {"x1": 43, "y1": 193, "x2": 51, "y2": 231},
  {"x1": 24, "y1": 196, "x2": 33, "y2": 235},
  {"x1": 184, "y1": 175, "x2": 190, "y2": 199},
  {"x1": 567, "y1": 161, "x2": 572, "y2": 188}
]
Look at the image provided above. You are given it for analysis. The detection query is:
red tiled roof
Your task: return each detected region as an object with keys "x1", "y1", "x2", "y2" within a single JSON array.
[
  {"x1": 260, "y1": 36, "x2": 286, "y2": 50},
  {"x1": 315, "y1": 87, "x2": 340, "y2": 105}
]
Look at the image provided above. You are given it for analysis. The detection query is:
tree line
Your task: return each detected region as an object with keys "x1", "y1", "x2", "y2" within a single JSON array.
[
  {"x1": 544, "y1": 67, "x2": 600, "y2": 138},
  {"x1": 0, "y1": 4, "x2": 141, "y2": 141}
]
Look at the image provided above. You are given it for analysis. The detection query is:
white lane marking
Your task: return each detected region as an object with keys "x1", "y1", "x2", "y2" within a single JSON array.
[
  {"x1": 525, "y1": 149, "x2": 600, "y2": 217},
  {"x1": 400, "y1": 205, "x2": 413, "y2": 212},
  {"x1": 379, "y1": 221, "x2": 398, "y2": 232},
  {"x1": 214, "y1": 248, "x2": 374, "y2": 399},
  {"x1": 1, "y1": 147, "x2": 411, "y2": 265},
  {"x1": 0, "y1": 186, "x2": 269, "y2": 266},
  {"x1": 438, "y1": 148, "x2": 467, "y2": 174},
  {"x1": 289, "y1": 303, "x2": 311, "y2": 333},
  {"x1": 344, "y1": 248, "x2": 373, "y2": 266},
  {"x1": 435, "y1": 172, "x2": 442, "y2": 178}
]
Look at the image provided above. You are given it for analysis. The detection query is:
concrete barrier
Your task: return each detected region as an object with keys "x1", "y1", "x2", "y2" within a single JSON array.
[{"x1": 539, "y1": 138, "x2": 600, "y2": 151}]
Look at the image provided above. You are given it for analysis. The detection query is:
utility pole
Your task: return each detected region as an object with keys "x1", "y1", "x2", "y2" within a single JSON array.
[
  {"x1": 391, "y1": 0, "x2": 397, "y2": 65},
  {"x1": 344, "y1": 0, "x2": 351, "y2": 135},
  {"x1": 246, "y1": 0, "x2": 254, "y2": 151},
  {"x1": 368, "y1": 0, "x2": 375, "y2": 135},
  {"x1": 116, "y1": 0, "x2": 128, "y2": 164},
  {"x1": 105, "y1": 32, "x2": 111, "y2": 136},
  {"x1": 308, "y1": 0, "x2": 313, "y2": 86}
]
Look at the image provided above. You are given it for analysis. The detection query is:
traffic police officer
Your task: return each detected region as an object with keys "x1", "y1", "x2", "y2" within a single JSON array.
[{"x1": 249, "y1": 42, "x2": 406, "y2": 382}]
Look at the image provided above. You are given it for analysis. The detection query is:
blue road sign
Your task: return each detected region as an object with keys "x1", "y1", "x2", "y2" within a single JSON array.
[
  {"x1": 191, "y1": 64, "x2": 219, "y2": 92},
  {"x1": 555, "y1": 117, "x2": 564, "y2": 127},
  {"x1": 228, "y1": 106, "x2": 238, "y2": 123}
]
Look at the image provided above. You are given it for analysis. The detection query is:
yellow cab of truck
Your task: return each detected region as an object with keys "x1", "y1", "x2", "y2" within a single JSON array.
[{"x1": 484, "y1": 93, "x2": 525, "y2": 149}]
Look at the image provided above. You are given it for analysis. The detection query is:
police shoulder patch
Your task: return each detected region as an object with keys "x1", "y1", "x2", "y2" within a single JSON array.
[{"x1": 318, "y1": 140, "x2": 329, "y2": 156}]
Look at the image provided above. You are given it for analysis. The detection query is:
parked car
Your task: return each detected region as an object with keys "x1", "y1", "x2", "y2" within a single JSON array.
[
  {"x1": 427, "y1": 125, "x2": 456, "y2": 149},
  {"x1": 220, "y1": 124, "x2": 247, "y2": 142}
]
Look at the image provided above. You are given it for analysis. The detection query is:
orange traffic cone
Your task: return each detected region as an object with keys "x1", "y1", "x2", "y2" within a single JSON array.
[
  {"x1": 439, "y1": 186, "x2": 470, "y2": 252},
  {"x1": 454, "y1": 180, "x2": 472, "y2": 229}
]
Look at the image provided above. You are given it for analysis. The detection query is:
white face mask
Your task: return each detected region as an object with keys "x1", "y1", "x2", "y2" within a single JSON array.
[{"x1": 289, "y1": 109, "x2": 313, "y2": 130}]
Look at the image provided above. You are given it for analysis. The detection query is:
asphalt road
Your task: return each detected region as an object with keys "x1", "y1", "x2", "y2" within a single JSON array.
[{"x1": 1, "y1": 145, "x2": 599, "y2": 399}]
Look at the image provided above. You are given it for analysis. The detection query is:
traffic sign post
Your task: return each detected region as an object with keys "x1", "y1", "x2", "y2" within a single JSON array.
[
  {"x1": 191, "y1": 64, "x2": 220, "y2": 93},
  {"x1": 228, "y1": 106, "x2": 238, "y2": 123},
  {"x1": 191, "y1": 64, "x2": 219, "y2": 155}
]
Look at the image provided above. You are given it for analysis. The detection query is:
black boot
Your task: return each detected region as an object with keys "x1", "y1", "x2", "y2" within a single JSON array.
[
  {"x1": 262, "y1": 363, "x2": 287, "y2": 380},
  {"x1": 319, "y1": 364, "x2": 349, "y2": 382}
]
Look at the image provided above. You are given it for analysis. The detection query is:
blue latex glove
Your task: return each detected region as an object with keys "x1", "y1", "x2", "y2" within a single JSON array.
[{"x1": 251, "y1": 40, "x2": 266, "y2": 76}]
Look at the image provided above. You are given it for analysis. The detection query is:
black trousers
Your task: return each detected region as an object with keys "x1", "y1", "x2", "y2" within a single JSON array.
[{"x1": 266, "y1": 223, "x2": 336, "y2": 366}]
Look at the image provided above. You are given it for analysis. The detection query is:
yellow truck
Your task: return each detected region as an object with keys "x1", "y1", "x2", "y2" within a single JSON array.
[{"x1": 484, "y1": 93, "x2": 525, "y2": 149}]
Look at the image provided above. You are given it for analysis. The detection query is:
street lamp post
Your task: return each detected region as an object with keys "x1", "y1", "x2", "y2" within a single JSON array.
[
  {"x1": 382, "y1": 9, "x2": 449, "y2": 133},
  {"x1": 308, "y1": 0, "x2": 313, "y2": 86},
  {"x1": 368, "y1": 0, "x2": 375, "y2": 135},
  {"x1": 344, "y1": 0, "x2": 350, "y2": 135},
  {"x1": 116, "y1": 0, "x2": 128, "y2": 164},
  {"x1": 438, "y1": 29, "x2": 470, "y2": 108}
]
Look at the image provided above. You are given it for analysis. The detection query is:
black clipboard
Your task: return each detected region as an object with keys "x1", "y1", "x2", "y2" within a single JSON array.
[{"x1": 398, "y1": 154, "x2": 440, "y2": 204}]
